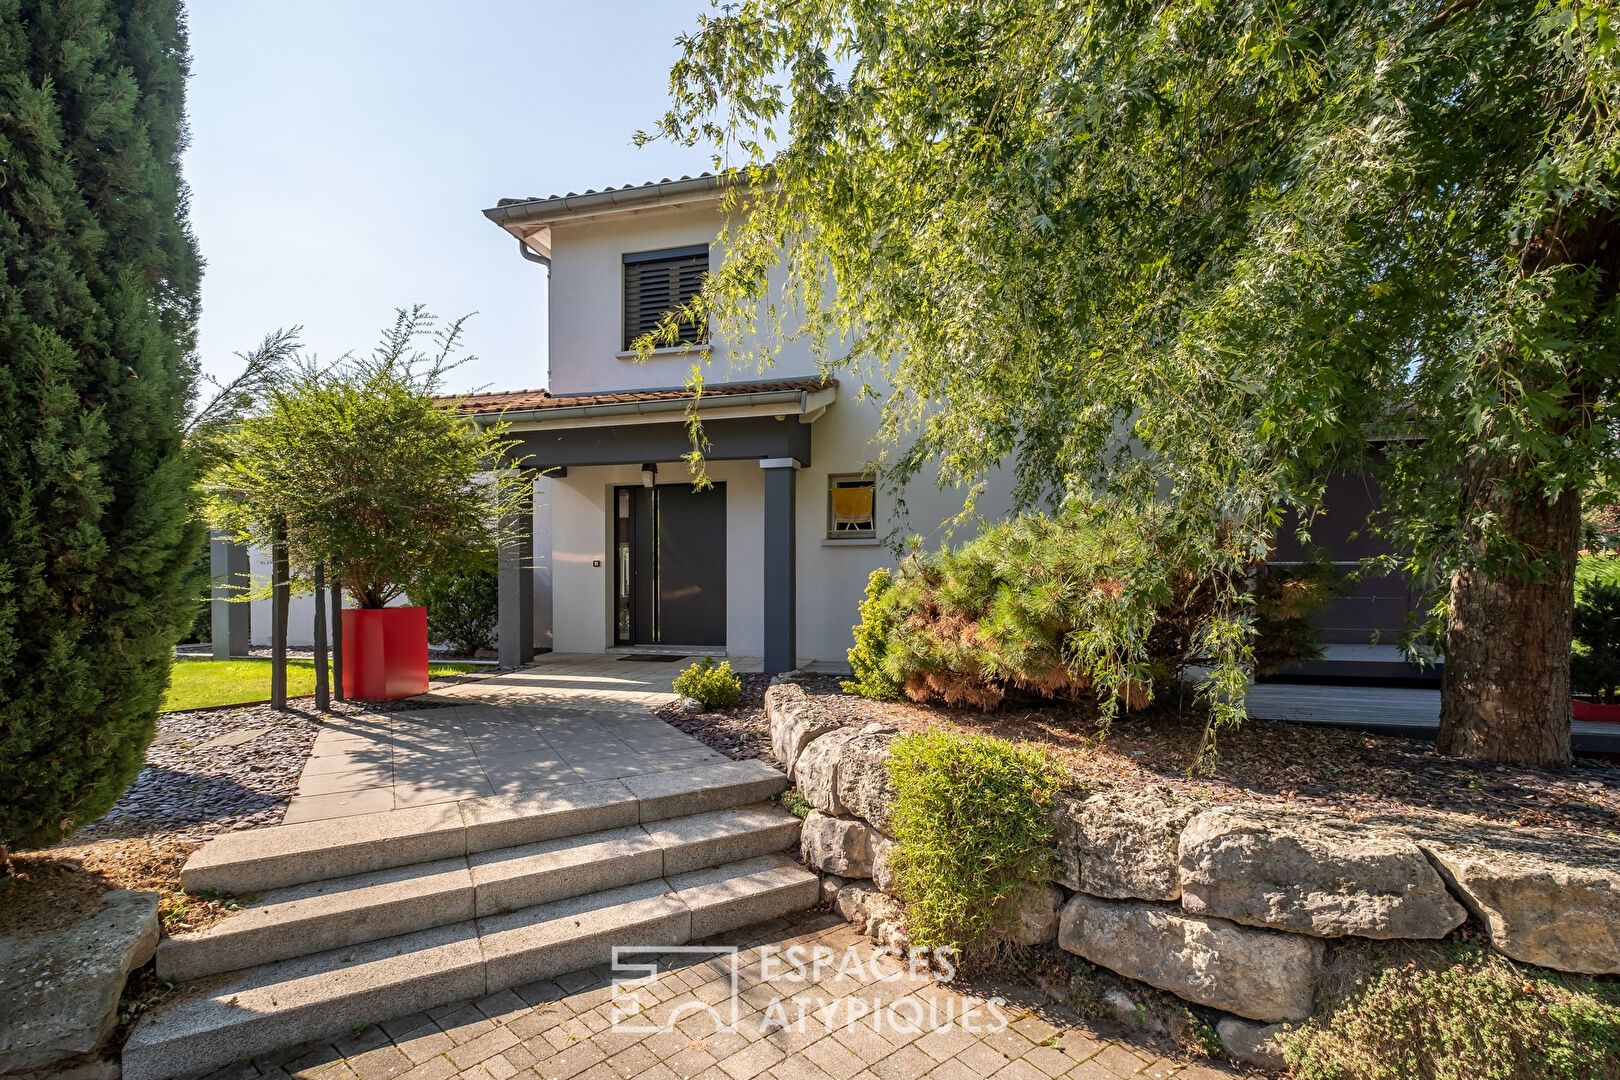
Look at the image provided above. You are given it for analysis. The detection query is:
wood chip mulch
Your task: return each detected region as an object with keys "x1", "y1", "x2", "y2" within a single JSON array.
[{"x1": 657, "y1": 673, "x2": 1620, "y2": 837}]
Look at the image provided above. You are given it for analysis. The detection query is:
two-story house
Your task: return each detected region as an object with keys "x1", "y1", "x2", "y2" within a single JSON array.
[
  {"x1": 471, "y1": 172, "x2": 1430, "y2": 682},
  {"x1": 472, "y1": 174, "x2": 1017, "y2": 675}
]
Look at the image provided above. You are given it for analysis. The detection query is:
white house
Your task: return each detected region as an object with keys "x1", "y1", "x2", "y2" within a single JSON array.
[{"x1": 477, "y1": 173, "x2": 1016, "y2": 674}]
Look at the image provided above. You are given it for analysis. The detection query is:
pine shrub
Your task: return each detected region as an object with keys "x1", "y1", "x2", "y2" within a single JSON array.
[
  {"x1": 843, "y1": 568, "x2": 903, "y2": 700},
  {"x1": 673, "y1": 657, "x2": 742, "y2": 710},
  {"x1": 844, "y1": 497, "x2": 1277, "y2": 714},
  {"x1": 885, "y1": 730, "x2": 1067, "y2": 950},
  {"x1": 0, "y1": 1, "x2": 203, "y2": 855}
]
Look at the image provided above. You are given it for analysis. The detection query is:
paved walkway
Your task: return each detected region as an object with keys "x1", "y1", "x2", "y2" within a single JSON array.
[
  {"x1": 285, "y1": 655, "x2": 763, "y2": 824},
  {"x1": 202, "y1": 911, "x2": 1234, "y2": 1080}
]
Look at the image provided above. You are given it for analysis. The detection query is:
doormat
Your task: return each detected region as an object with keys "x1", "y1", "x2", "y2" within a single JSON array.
[{"x1": 620, "y1": 653, "x2": 689, "y2": 663}]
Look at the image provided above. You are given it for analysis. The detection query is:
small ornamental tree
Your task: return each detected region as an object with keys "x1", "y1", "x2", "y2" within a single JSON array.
[
  {"x1": 205, "y1": 308, "x2": 527, "y2": 612},
  {"x1": 0, "y1": 1, "x2": 202, "y2": 858}
]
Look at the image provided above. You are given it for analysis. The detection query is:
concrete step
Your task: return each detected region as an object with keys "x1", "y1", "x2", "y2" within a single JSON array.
[
  {"x1": 180, "y1": 759, "x2": 789, "y2": 895},
  {"x1": 158, "y1": 804, "x2": 802, "y2": 981},
  {"x1": 123, "y1": 854, "x2": 819, "y2": 1080}
]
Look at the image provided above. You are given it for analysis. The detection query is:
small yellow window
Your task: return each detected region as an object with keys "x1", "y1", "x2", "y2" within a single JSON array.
[{"x1": 828, "y1": 475, "x2": 876, "y2": 537}]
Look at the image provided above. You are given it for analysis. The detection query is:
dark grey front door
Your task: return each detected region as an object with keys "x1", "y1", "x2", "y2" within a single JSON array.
[{"x1": 614, "y1": 483, "x2": 726, "y2": 647}]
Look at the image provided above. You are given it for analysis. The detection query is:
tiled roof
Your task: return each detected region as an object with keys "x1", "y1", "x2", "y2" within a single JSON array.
[
  {"x1": 494, "y1": 173, "x2": 719, "y2": 210},
  {"x1": 446, "y1": 377, "x2": 836, "y2": 416}
]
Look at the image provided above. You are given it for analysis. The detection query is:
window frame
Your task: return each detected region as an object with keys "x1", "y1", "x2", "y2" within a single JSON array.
[
  {"x1": 826, "y1": 473, "x2": 878, "y2": 539},
  {"x1": 622, "y1": 244, "x2": 710, "y2": 351}
]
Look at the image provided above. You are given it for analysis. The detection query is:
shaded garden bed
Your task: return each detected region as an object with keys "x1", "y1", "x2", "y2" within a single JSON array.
[{"x1": 656, "y1": 673, "x2": 1620, "y2": 836}]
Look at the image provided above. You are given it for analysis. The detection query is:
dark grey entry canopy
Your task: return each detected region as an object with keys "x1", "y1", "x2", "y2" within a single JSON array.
[{"x1": 465, "y1": 378, "x2": 838, "y2": 675}]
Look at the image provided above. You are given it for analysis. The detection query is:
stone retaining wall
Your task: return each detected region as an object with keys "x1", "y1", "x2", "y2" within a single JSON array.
[{"x1": 767, "y1": 682, "x2": 1620, "y2": 1045}]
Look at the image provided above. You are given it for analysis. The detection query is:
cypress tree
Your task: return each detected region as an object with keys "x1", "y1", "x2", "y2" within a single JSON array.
[{"x1": 0, "y1": 0, "x2": 202, "y2": 856}]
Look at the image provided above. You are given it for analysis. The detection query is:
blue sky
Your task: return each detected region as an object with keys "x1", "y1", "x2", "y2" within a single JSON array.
[{"x1": 184, "y1": 0, "x2": 718, "y2": 396}]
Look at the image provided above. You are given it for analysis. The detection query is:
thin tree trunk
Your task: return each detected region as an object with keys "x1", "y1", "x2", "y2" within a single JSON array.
[
  {"x1": 1438, "y1": 460, "x2": 1578, "y2": 767},
  {"x1": 271, "y1": 520, "x2": 289, "y2": 711},
  {"x1": 313, "y1": 559, "x2": 329, "y2": 712},
  {"x1": 331, "y1": 558, "x2": 345, "y2": 701}
]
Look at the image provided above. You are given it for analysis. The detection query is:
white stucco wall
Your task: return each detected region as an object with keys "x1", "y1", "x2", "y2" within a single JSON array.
[
  {"x1": 547, "y1": 207, "x2": 821, "y2": 395},
  {"x1": 531, "y1": 195, "x2": 1019, "y2": 665}
]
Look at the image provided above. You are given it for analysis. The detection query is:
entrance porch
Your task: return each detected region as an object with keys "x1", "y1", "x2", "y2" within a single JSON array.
[{"x1": 472, "y1": 378, "x2": 838, "y2": 675}]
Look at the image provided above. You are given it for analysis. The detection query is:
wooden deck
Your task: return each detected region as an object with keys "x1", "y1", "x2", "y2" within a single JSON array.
[{"x1": 1246, "y1": 683, "x2": 1620, "y2": 754}]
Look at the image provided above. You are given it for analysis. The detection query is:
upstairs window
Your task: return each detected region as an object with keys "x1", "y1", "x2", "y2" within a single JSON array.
[
  {"x1": 623, "y1": 245, "x2": 709, "y2": 350},
  {"x1": 828, "y1": 475, "x2": 877, "y2": 537}
]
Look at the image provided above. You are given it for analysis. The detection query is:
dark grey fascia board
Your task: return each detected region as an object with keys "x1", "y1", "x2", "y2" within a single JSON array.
[
  {"x1": 510, "y1": 413, "x2": 812, "y2": 469},
  {"x1": 483, "y1": 174, "x2": 726, "y2": 230},
  {"x1": 469, "y1": 385, "x2": 828, "y2": 428}
]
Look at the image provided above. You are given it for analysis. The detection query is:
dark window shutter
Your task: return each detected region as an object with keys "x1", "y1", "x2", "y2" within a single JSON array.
[{"x1": 623, "y1": 247, "x2": 709, "y2": 349}]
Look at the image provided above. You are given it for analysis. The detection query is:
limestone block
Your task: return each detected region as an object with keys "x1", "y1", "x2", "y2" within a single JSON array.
[
  {"x1": 1370, "y1": 814, "x2": 1620, "y2": 974},
  {"x1": 1058, "y1": 893, "x2": 1322, "y2": 1022},
  {"x1": 871, "y1": 831, "x2": 899, "y2": 894},
  {"x1": 1178, "y1": 805, "x2": 1467, "y2": 939},
  {"x1": 1217, "y1": 1017, "x2": 1289, "y2": 1071},
  {"x1": 801, "y1": 810, "x2": 876, "y2": 877},
  {"x1": 1000, "y1": 883, "x2": 1065, "y2": 946},
  {"x1": 834, "y1": 725, "x2": 899, "y2": 832},
  {"x1": 794, "y1": 729, "x2": 856, "y2": 817},
  {"x1": 766, "y1": 684, "x2": 842, "y2": 774},
  {"x1": 0, "y1": 890, "x2": 160, "y2": 1073},
  {"x1": 1052, "y1": 787, "x2": 1199, "y2": 900},
  {"x1": 835, "y1": 882, "x2": 908, "y2": 949}
]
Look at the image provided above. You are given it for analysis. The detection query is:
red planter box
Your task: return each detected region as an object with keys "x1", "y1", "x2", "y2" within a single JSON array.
[
  {"x1": 1572, "y1": 698, "x2": 1620, "y2": 724},
  {"x1": 342, "y1": 606, "x2": 429, "y2": 701}
]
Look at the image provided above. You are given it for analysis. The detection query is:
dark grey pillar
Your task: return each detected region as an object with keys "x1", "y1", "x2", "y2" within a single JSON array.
[
  {"x1": 761, "y1": 459, "x2": 799, "y2": 675},
  {"x1": 498, "y1": 477, "x2": 535, "y2": 668},
  {"x1": 271, "y1": 522, "x2": 289, "y2": 710},
  {"x1": 313, "y1": 561, "x2": 329, "y2": 712},
  {"x1": 209, "y1": 532, "x2": 249, "y2": 659}
]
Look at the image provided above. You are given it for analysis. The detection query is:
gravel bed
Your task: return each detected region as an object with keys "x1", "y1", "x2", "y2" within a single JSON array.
[
  {"x1": 77, "y1": 704, "x2": 325, "y2": 843},
  {"x1": 654, "y1": 672, "x2": 854, "y2": 764}
]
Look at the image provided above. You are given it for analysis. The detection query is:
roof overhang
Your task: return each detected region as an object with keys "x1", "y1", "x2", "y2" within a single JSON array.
[
  {"x1": 473, "y1": 382, "x2": 838, "y2": 433},
  {"x1": 483, "y1": 174, "x2": 728, "y2": 256}
]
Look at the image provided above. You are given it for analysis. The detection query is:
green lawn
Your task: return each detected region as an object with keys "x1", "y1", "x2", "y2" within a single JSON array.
[{"x1": 164, "y1": 657, "x2": 479, "y2": 711}]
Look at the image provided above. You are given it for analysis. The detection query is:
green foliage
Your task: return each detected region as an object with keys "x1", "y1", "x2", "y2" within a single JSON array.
[
  {"x1": 1577, "y1": 553, "x2": 1620, "y2": 602},
  {"x1": 1252, "y1": 552, "x2": 1343, "y2": 675},
  {"x1": 205, "y1": 308, "x2": 525, "y2": 608},
  {"x1": 844, "y1": 497, "x2": 1265, "y2": 735},
  {"x1": 647, "y1": 0, "x2": 1620, "y2": 761},
  {"x1": 778, "y1": 788, "x2": 811, "y2": 819},
  {"x1": 885, "y1": 730, "x2": 1066, "y2": 950},
  {"x1": 182, "y1": 542, "x2": 214, "y2": 644},
  {"x1": 1571, "y1": 582, "x2": 1620, "y2": 704},
  {"x1": 1283, "y1": 941, "x2": 1620, "y2": 1080},
  {"x1": 843, "y1": 568, "x2": 903, "y2": 700},
  {"x1": 673, "y1": 656, "x2": 742, "y2": 710},
  {"x1": 0, "y1": 1, "x2": 202, "y2": 854},
  {"x1": 411, "y1": 562, "x2": 499, "y2": 656}
]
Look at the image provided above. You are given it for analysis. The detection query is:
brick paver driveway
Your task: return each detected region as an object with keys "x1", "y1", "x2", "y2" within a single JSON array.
[{"x1": 208, "y1": 912, "x2": 1238, "y2": 1080}]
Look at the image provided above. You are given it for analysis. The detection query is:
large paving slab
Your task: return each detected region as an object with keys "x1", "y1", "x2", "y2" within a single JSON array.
[
  {"x1": 283, "y1": 655, "x2": 758, "y2": 823},
  {"x1": 187, "y1": 910, "x2": 1235, "y2": 1080}
]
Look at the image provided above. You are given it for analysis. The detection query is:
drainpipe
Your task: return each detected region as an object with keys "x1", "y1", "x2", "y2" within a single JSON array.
[{"x1": 517, "y1": 238, "x2": 550, "y2": 268}]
